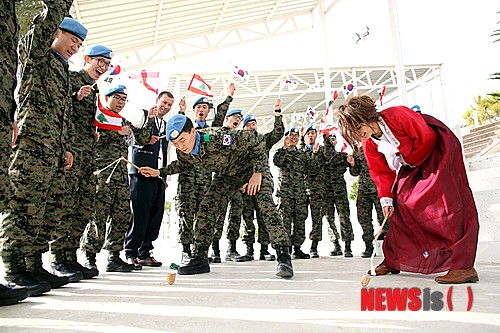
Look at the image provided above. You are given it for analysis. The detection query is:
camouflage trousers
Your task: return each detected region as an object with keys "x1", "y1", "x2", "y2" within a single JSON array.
[
  {"x1": 50, "y1": 149, "x2": 96, "y2": 251},
  {"x1": 240, "y1": 191, "x2": 272, "y2": 246},
  {"x1": 0, "y1": 140, "x2": 67, "y2": 257},
  {"x1": 175, "y1": 180, "x2": 208, "y2": 245},
  {"x1": 194, "y1": 170, "x2": 289, "y2": 251},
  {"x1": 213, "y1": 190, "x2": 243, "y2": 242},
  {"x1": 325, "y1": 186, "x2": 354, "y2": 242},
  {"x1": 278, "y1": 196, "x2": 308, "y2": 246},
  {"x1": 357, "y1": 190, "x2": 387, "y2": 242},
  {"x1": 0, "y1": 123, "x2": 11, "y2": 212},
  {"x1": 307, "y1": 193, "x2": 327, "y2": 242},
  {"x1": 80, "y1": 167, "x2": 131, "y2": 254}
]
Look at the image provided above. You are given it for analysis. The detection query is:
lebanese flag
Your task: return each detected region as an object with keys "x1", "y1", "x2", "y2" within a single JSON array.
[
  {"x1": 129, "y1": 70, "x2": 159, "y2": 94},
  {"x1": 188, "y1": 74, "x2": 213, "y2": 97},
  {"x1": 94, "y1": 96, "x2": 122, "y2": 131}
]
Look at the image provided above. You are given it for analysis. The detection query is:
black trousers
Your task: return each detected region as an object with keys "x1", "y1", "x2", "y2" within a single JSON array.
[{"x1": 125, "y1": 174, "x2": 165, "y2": 259}]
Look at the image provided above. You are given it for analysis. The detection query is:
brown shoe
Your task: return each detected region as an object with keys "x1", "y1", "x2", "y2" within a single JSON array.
[
  {"x1": 367, "y1": 262, "x2": 400, "y2": 276},
  {"x1": 137, "y1": 256, "x2": 162, "y2": 267},
  {"x1": 435, "y1": 268, "x2": 479, "y2": 284},
  {"x1": 126, "y1": 257, "x2": 143, "y2": 270}
]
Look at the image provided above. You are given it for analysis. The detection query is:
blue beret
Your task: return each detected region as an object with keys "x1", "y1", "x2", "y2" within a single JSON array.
[
  {"x1": 59, "y1": 17, "x2": 87, "y2": 41},
  {"x1": 167, "y1": 114, "x2": 187, "y2": 141},
  {"x1": 284, "y1": 128, "x2": 299, "y2": 136},
  {"x1": 226, "y1": 109, "x2": 243, "y2": 117},
  {"x1": 411, "y1": 105, "x2": 421, "y2": 113},
  {"x1": 303, "y1": 125, "x2": 317, "y2": 137},
  {"x1": 192, "y1": 97, "x2": 213, "y2": 109},
  {"x1": 84, "y1": 44, "x2": 113, "y2": 59},
  {"x1": 104, "y1": 84, "x2": 128, "y2": 97},
  {"x1": 242, "y1": 114, "x2": 256, "y2": 127}
]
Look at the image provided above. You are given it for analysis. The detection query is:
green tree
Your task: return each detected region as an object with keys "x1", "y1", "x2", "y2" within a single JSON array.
[
  {"x1": 463, "y1": 92, "x2": 500, "y2": 127},
  {"x1": 15, "y1": 1, "x2": 44, "y2": 38}
]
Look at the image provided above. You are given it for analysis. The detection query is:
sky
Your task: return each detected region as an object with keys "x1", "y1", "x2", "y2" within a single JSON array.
[{"x1": 96, "y1": 0, "x2": 500, "y2": 128}]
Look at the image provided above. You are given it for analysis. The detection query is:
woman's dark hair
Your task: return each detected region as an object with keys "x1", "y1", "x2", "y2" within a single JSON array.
[{"x1": 337, "y1": 95, "x2": 379, "y2": 149}]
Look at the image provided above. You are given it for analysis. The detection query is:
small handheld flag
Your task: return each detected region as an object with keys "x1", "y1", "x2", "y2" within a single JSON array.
[
  {"x1": 129, "y1": 70, "x2": 159, "y2": 94},
  {"x1": 342, "y1": 80, "x2": 356, "y2": 98},
  {"x1": 94, "y1": 96, "x2": 122, "y2": 131},
  {"x1": 378, "y1": 85, "x2": 386, "y2": 105},
  {"x1": 233, "y1": 66, "x2": 249, "y2": 82},
  {"x1": 188, "y1": 74, "x2": 213, "y2": 97}
]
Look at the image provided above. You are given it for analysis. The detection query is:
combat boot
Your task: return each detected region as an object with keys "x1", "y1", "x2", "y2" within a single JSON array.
[
  {"x1": 181, "y1": 243, "x2": 193, "y2": 264},
  {"x1": 234, "y1": 243, "x2": 253, "y2": 262},
  {"x1": 0, "y1": 282, "x2": 28, "y2": 306},
  {"x1": 27, "y1": 253, "x2": 70, "y2": 288},
  {"x1": 84, "y1": 251, "x2": 99, "y2": 274},
  {"x1": 329, "y1": 240, "x2": 343, "y2": 256},
  {"x1": 344, "y1": 241, "x2": 353, "y2": 258},
  {"x1": 361, "y1": 241, "x2": 374, "y2": 258},
  {"x1": 49, "y1": 250, "x2": 84, "y2": 282},
  {"x1": 225, "y1": 239, "x2": 242, "y2": 261},
  {"x1": 106, "y1": 251, "x2": 133, "y2": 272},
  {"x1": 310, "y1": 241, "x2": 319, "y2": 258},
  {"x1": 2, "y1": 255, "x2": 51, "y2": 297},
  {"x1": 259, "y1": 244, "x2": 276, "y2": 261},
  {"x1": 178, "y1": 246, "x2": 210, "y2": 275},
  {"x1": 292, "y1": 246, "x2": 310, "y2": 259},
  {"x1": 209, "y1": 241, "x2": 221, "y2": 263},
  {"x1": 65, "y1": 249, "x2": 98, "y2": 279},
  {"x1": 276, "y1": 246, "x2": 294, "y2": 278}
]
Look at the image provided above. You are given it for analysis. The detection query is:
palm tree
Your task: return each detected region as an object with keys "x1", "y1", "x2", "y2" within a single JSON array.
[{"x1": 463, "y1": 92, "x2": 500, "y2": 127}]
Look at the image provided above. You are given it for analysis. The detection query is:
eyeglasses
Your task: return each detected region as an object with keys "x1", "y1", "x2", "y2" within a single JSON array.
[
  {"x1": 230, "y1": 114, "x2": 243, "y2": 120},
  {"x1": 93, "y1": 57, "x2": 111, "y2": 69},
  {"x1": 111, "y1": 95, "x2": 127, "y2": 102}
]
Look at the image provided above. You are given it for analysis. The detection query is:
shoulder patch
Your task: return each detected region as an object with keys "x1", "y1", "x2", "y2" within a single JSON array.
[
  {"x1": 203, "y1": 133, "x2": 210, "y2": 142},
  {"x1": 222, "y1": 134, "x2": 233, "y2": 146}
]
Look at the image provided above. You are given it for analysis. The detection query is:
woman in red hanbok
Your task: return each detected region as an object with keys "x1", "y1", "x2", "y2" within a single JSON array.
[{"x1": 337, "y1": 95, "x2": 479, "y2": 284}]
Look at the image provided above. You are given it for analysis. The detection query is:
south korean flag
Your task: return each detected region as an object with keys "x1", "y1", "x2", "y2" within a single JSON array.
[{"x1": 223, "y1": 134, "x2": 233, "y2": 146}]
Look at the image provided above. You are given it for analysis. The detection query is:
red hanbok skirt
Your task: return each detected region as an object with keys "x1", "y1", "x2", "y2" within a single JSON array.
[{"x1": 382, "y1": 114, "x2": 479, "y2": 274}]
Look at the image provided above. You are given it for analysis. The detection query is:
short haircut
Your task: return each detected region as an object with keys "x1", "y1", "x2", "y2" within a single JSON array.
[
  {"x1": 157, "y1": 91, "x2": 174, "y2": 99},
  {"x1": 181, "y1": 116, "x2": 194, "y2": 134}
]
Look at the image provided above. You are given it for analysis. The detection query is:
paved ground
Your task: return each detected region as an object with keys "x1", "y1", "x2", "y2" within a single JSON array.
[{"x1": 1, "y1": 237, "x2": 499, "y2": 333}]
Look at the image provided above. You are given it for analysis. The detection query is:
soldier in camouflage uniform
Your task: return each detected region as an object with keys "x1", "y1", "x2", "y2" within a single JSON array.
[
  {"x1": 49, "y1": 44, "x2": 114, "y2": 280},
  {"x1": 349, "y1": 145, "x2": 389, "y2": 257},
  {"x1": 323, "y1": 132, "x2": 354, "y2": 257},
  {"x1": 0, "y1": 2, "x2": 87, "y2": 295},
  {"x1": 0, "y1": 0, "x2": 30, "y2": 306},
  {"x1": 240, "y1": 101, "x2": 284, "y2": 261},
  {"x1": 274, "y1": 127, "x2": 318, "y2": 260},
  {"x1": 300, "y1": 125, "x2": 329, "y2": 259},
  {"x1": 176, "y1": 83, "x2": 234, "y2": 263},
  {"x1": 139, "y1": 115, "x2": 293, "y2": 278},
  {"x1": 80, "y1": 84, "x2": 135, "y2": 273}
]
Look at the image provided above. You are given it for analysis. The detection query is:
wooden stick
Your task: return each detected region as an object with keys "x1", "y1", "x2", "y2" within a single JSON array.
[
  {"x1": 361, "y1": 214, "x2": 390, "y2": 288},
  {"x1": 121, "y1": 157, "x2": 140, "y2": 170}
]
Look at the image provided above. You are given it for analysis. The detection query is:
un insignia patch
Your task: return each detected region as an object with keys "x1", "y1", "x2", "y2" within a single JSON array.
[{"x1": 222, "y1": 134, "x2": 233, "y2": 146}]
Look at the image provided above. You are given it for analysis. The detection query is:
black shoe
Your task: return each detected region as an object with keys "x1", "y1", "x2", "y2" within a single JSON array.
[
  {"x1": 106, "y1": 256, "x2": 134, "y2": 272},
  {"x1": 0, "y1": 282, "x2": 29, "y2": 306},
  {"x1": 361, "y1": 241, "x2": 374, "y2": 258},
  {"x1": 329, "y1": 242, "x2": 343, "y2": 256},
  {"x1": 291, "y1": 247, "x2": 310, "y2": 260},
  {"x1": 344, "y1": 241, "x2": 353, "y2": 258},
  {"x1": 310, "y1": 241, "x2": 319, "y2": 258},
  {"x1": 5, "y1": 272, "x2": 51, "y2": 297},
  {"x1": 276, "y1": 247, "x2": 294, "y2": 278},
  {"x1": 68, "y1": 261, "x2": 99, "y2": 278},
  {"x1": 84, "y1": 251, "x2": 99, "y2": 274},
  {"x1": 259, "y1": 251, "x2": 276, "y2": 261},
  {"x1": 32, "y1": 266, "x2": 70, "y2": 288},
  {"x1": 178, "y1": 257, "x2": 210, "y2": 275},
  {"x1": 50, "y1": 263, "x2": 84, "y2": 282},
  {"x1": 225, "y1": 250, "x2": 242, "y2": 261}
]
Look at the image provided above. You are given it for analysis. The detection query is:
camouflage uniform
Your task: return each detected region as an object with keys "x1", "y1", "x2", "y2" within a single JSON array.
[
  {"x1": 175, "y1": 96, "x2": 231, "y2": 246},
  {"x1": 349, "y1": 147, "x2": 388, "y2": 243},
  {"x1": 80, "y1": 119, "x2": 134, "y2": 254},
  {"x1": 301, "y1": 145, "x2": 330, "y2": 242},
  {"x1": 273, "y1": 145, "x2": 316, "y2": 246},
  {"x1": 50, "y1": 70, "x2": 97, "y2": 253},
  {"x1": 161, "y1": 128, "x2": 290, "y2": 251},
  {"x1": 241, "y1": 115, "x2": 284, "y2": 247},
  {"x1": 0, "y1": 0, "x2": 18, "y2": 212},
  {"x1": 323, "y1": 139, "x2": 354, "y2": 243},
  {"x1": 0, "y1": 1, "x2": 74, "y2": 260}
]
